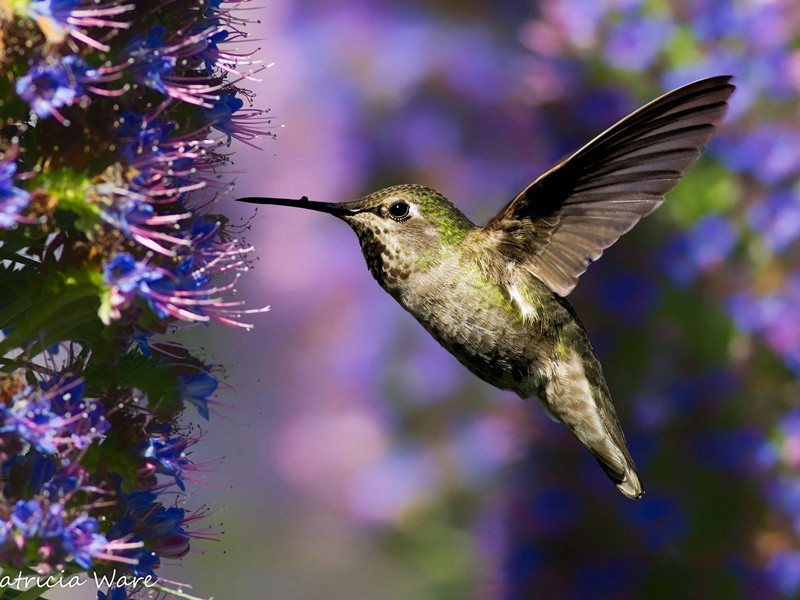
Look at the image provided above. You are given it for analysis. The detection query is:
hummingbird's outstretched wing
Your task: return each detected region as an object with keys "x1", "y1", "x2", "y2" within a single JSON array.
[{"x1": 486, "y1": 75, "x2": 735, "y2": 297}]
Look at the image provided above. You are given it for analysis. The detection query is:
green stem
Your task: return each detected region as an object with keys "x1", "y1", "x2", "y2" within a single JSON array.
[
  {"x1": 15, "y1": 585, "x2": 48, "y2": 600},
  {"x1": 150, "y1": 583, "x2": 211, "y2": 600}
]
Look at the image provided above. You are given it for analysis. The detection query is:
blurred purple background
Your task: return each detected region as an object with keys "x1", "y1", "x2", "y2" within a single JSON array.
[{"x1": 135, "y1": 0, "x2": 800, "y2": 598}]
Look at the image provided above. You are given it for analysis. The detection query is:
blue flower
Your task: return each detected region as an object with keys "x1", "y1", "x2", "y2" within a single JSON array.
[
  {"x1": 98, "y1": 587, "x2": 129, "y2": 600},
  {"x1": 200, "y1": 91, "x2": 271, "y2": 147},
  {"x1": 717, "y1": 125, "x2": 800, "y2": 185},
  {"x1": 199, "y1": 28, "x2": 230, "y2": 73},
  {"x1": 603, "y1": 15, "x2": 674, "y2": 72},
  {"x1": 124, "y1": 26, "x2": 175, "y2": 94},
  {"x1": 122, "y1": 25, "x2": 222, "y2": 108},
  {"x1": 0, "y1": 160, "x2": 31, "y2": 228},
  {"x1": 36, "y1": 377, "x2": 109, "y2": 449},
  {"x1": 726, "y1": 274, "x2": 800, "y2": 375},
  {"x1": 62, "y1": 516, "x2": 108, "y2": 569},
  {"x1": 0, "y1": 387, "x2": 62, "y2": 453},
  {"x1": 204, "y1": 94, "x2": 245, "y2": 145},
  {"x1": 0, "y1": 519, "x2": 11, "y2": 545},
  {"x1": 43, "y1": 465, "x2": 85, "y2": 498},
  {"x1": 40, "y1": 503, "x2": 65, "y2": 537},
  {"x1": 130, "y1": 548, "x2": 160, "y2": 578},
  {"x1": 747, "y1": 189, "x2": 800, "y2": 251},
  {"x1": 142, "y1": 505, "x2": 186, "y2": 539},
  {"x1": 170, "y1": 257, "x2": 211, "y2": 290},
  {"x1": 116, "y1": 486, "x2": 158, "y2": 512},
  {"x1": 139, "y1": 432, "x2": 190, "y2": 490},
  {"x1": 11, "y1": 499, "x2": 43, "y2": 537},
  {"x1": 190, "y1": 218, "x2": 219, "y2": 251},
  {"x1": 178, "y1": 371, "x2": 217, "y2": 419},
  {"x1": 115, "y1": 111, "x2": 173, "y2": 164},
  {"x1": 768, "y1": 550, "x2": 800, "y2": 596},
  {"x1": 662, "y1": 215, "x2": 738, "y2": 286},
  {"x1": 28, "y1": 452, "x2": 57, "y2": 492},
  {"x1": 25, "y1": 0, "x2": 132, "y2": 52},
  {"x1": 102, "y1": 253, "x2": 167, "y2": 316},
  {"x1": 100, "y1": 199, "x2": 155, "y2": 234},
  {"x1": 28, "y1": 0, "x2": 80, "y2": 24},
  {"x1": 132, "y1": 329, "x2": 153, "y2": 356},
  {"x1": 15, "y1": 55, "x2": 92, "y2": 124}
]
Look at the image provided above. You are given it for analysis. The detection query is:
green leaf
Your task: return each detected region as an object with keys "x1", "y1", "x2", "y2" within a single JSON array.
[
  {"x1": 27, "y1": 169, "x2": 101, "y2": 236},
  {"x1": 663, "y1": 25, "x2": 704, "y2": 68},
  {"x1": 85, "y1": 351, "x2": 182, "y2": 419},
  {"x1": 0, "y1": 267, "x2": 104, "y2": 357},
  {"x1": 663, "y1": 160, "x2": 740, "y2": 226}
]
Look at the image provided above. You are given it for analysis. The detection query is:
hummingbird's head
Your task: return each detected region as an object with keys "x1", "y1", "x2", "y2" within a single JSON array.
[
  {"x1": 339, "y1": 184, "x2": 474, "y2": 241},
  {"x1": 236, "y1": 184, "x2": 476, "y2": 290}
]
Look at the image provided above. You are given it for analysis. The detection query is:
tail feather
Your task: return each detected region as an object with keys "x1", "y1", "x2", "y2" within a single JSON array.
[
  {"x1": 594, "y1": 454, "x2": 643, "y2": 499},
  {"x1": 539, "y1": 346, "x2": 644, "y2": 499}
]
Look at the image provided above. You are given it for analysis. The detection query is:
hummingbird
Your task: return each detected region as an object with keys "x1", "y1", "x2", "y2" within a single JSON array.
[{"x1": 238, "y1": 75, "x2": 735, "y2": 499}]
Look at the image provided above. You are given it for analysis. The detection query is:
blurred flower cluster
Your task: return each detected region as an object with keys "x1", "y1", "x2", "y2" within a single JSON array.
[
  {"x1": 0, "y1": 0, "x2": 267, "y2": 597},
  {"x1": 507, "y1": 1, "x2": 800, "y2": 597},
  {"x1": 232, "y1": 0, "x2": 800, "y2": 598}
]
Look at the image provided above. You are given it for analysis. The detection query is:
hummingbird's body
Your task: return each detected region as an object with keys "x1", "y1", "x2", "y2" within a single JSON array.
[
  {"x1": 345, "y1": 185, "x2": 641, "y2": 497},
  {"x1": 239, "y1": 76, "x2": 736, "y2": 499}
]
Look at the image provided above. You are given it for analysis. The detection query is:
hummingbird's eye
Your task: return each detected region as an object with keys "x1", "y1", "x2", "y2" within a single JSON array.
[{"x1": 388, "y1": 201, "x2": 411, "y2": 220}]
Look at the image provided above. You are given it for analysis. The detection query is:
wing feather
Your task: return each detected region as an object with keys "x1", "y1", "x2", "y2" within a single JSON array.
[{"x1": 487, "y1": 75, "x2": 735, "y2": 296}]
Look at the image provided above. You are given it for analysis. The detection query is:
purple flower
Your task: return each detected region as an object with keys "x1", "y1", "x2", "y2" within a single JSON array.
[
  {"x1": 727, "y1": 275, "x2": 800, "y2": 375},
  {"x1": 688, "y1": 1, "x2": 745, "y2": 43},
  {"x1": 200, "y1": 28, "x2": 230, "y2": 73},
  {"x1": 130, "y1": 548, "x2": 160, "y2": 578},
  {"x1": 205, "y1": 94, "x2": 245, "y2": 145},
  {"x1": 132, "y1": 329, "x2": 153, "y2": 356},
  {"x1": 717, "y1": 125, "x2": 800, "y2": 185},
  {"x1": 0, "y1": 387, "x2": 62, "y2": 454},
  {"x1": 0, "y1": 160, "x2": 31, "y2": 228},
  {"x1": 126, "y1": 502, "x2": 190, "y2": 557},
  {"x1": 115, "y1": 111, "x2": 173, "y2": 164},
  {"x1": 28, "y1": 0, "x2": 134, "y2": 52},
  {"x1": 124, "y1": 25, "x2": 223, "y2": 107},
  {"x1": 99, "y1": 196, "x2": 191, "y2": 256},
  {"x1": 0, "y1": 520, "x2": 11, "y2": 545},
  {"x1": 102, "y1": 250, "x2": 266, "y2": 328},
  {"x1": 603, "y1": 15, "x2": 674, "y2": 71},
  {"x1": 49, "y1": 386, "x2": 110, "y2": 449},
  {"x1": 178, "y1": 371, "x2": 217, "y2": 419},
  {"x1": 125, "y1": 26, "x2": 176, "y2": 94},
  {"x1": 101, "y1": 252, "x2": 167, "y2": 320},
  {"x1": 143, "y1": 506, "x2": 186, "y2": 539},
  {"x1": 43, "y1": 464, "x2": 86, "y2": 499},
  {"x1": 98, "y1": 587, "x2": 129, "y2": 600},
  {"x1": 747, "y1": 189, "x2": 800, "y2": 251},
  {"x1": 28, "y1": 452, "x2": 57, "y2": 492},
  {"x1": 40, "y1": 503, "x2": 65, "y2": 537},
  {"x1": 768, "y1": 550, "x2": 800, "y2": 596},
  {"x1": 0, "y1": 0, "x2": 266, "y2": 587},
  {"x1": 140, "y1": 434, "x2": 190, "y2": 490},
  {"x1": 15, "y1": 55, "x2": 93, "y2": 125},
  {"x1": 62, "y1": 516, "x2": 109, "y2": 569},
  {"x1": 11, "y1": 499, "x2": 43, "y2": 537},
  {"x1": 28, "y1": 0, "x2": 80, "y2": 23},
  {"x1": 662, "y1": 215, "x2": 738, "y2": 286},
  {"x1": 781, "y1": 478, "x2": 800, "y2": 519}
]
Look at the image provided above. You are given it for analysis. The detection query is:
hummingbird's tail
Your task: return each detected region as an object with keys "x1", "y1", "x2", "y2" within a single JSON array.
[
  {"x1": 539, "y1": 347, "x2": 644, "y2": 499},
  {"x1": 593, "y1": 448, "x2": 643, "y2": 500}
]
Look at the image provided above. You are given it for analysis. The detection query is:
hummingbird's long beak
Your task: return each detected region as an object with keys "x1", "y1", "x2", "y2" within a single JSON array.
[{"x1": 235, "y1": 196, "x2": 363, "y2": 217}]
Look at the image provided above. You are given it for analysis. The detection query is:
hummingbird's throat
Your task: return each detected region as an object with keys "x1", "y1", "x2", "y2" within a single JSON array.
[{"x1": 235, "y1": 195, "x2": 364, "y2": 217}]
